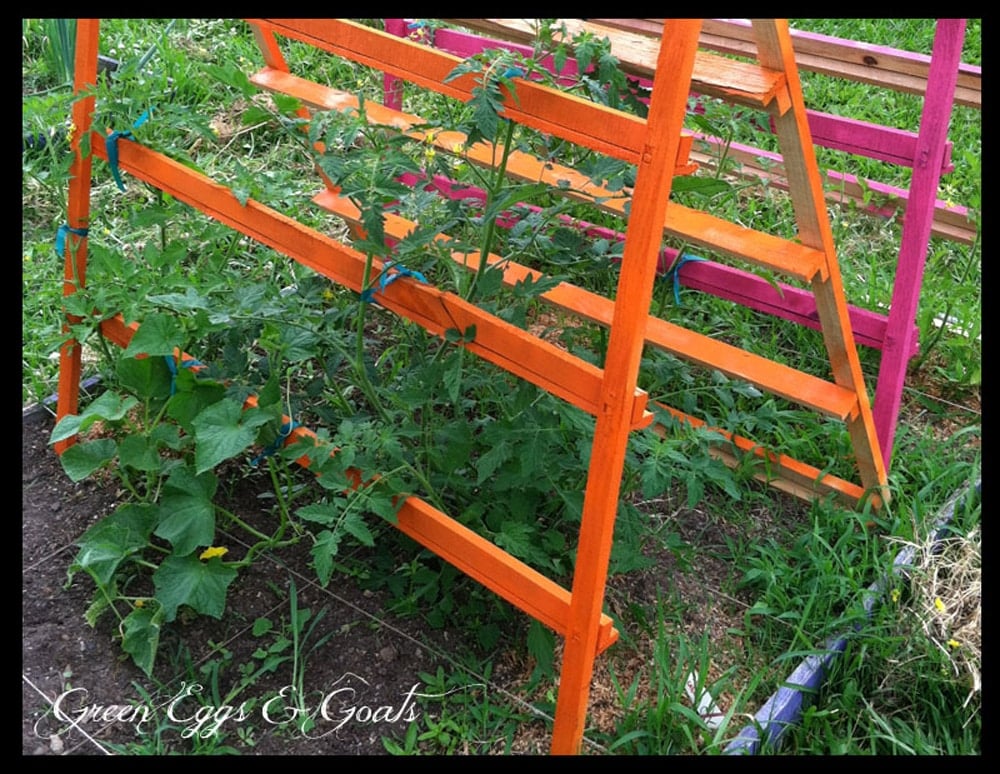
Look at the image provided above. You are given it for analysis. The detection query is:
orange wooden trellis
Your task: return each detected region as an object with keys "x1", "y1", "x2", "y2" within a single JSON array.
[{"x1": 57, "y1": 19, "x2": 888, "y2": 754}]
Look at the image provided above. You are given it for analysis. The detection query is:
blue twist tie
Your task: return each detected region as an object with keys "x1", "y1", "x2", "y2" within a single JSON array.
[
  {"x1": 165, "y1": 355, "x2": 204, "y2": 396},
  {"x1": 663, "y1": 253, "x2": 707, "y2": 306},
  {"x1": 251, "y1": 420, "x2": 301, "y2": 467},
  {"x1": 361, "y1": 261, "x2": 429, "y2": 305},
  {"x1": 106, "y1": 108, "x2": 153, "y2": 192},
  {"x1": 501, "y1": 67, "x2": 525, "y2": 79},
  {"x1": 380, "y1": 261, "x2": 428, "y2": 290},
  {"x1": 55, "y1": 224, "x2": 89, "y2": 256}
]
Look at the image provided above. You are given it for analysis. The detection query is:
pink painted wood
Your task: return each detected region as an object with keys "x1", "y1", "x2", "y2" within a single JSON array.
[{"x1": 872, "y1": 19, "x2": 966, "y2": 467}]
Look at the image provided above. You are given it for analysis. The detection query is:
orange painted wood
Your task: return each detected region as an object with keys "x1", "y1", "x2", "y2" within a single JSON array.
[
  {"x1": 88, "y1": 132, "x2": 652, "y2": 429},
  {"x1": 551, "y1": 19, "x2": 703, "y2": 756},
  {"x1": 248, "y1": 23, "x2": 337, "y2": 191},
  {"x1": 446, "y1": 18, "x2": 789, "y2": 111},
  {"x1": 393, "y1": 498, "x2": 619, "y2": 653},
  {"x1": 247, "y1": 18, "x2": 664, "y2": 165},
  {"x1": 320, "y1": 191, "x2": 859, "y2": 422},
  {"x1": 751, "y1": 20, "x2": 887, "y2": 502},
  {"x1": 98, "y1": 315, "x2": 619, "y2": 651},
  {"x1": 63, "y1": 21, "x2": 894, "y2": 759},
  {"x1": 55, "y1": 19, "x2": 102, "y2": 455}
]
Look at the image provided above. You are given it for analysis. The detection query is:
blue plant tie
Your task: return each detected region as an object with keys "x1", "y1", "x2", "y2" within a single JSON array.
[
  {"x1": 501, "y1": 66, "x2": 525, "y2": 79},
  {"x1": 663, "y1": 253, "x2": 707, "y2": 306},
  {"x1": 106, "y1": 107, "x2": 153, "y2": 192},
  {"x1": 361, "y1": 261, "x2": 429, "y2": 304},
  {"x1": 55, "y1": 224, "x2": 89, "y2": 257},
  {"x1": 164, "y1": 355, "x2": 204, "y2": 396},
  {"x1": 251, "y1": 420, "x2": 301, "y2": 467}
]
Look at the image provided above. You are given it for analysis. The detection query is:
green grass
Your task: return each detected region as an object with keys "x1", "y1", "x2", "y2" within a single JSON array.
[{"x1": 22, "y1": 18, "x2": 980, "y2": 756}]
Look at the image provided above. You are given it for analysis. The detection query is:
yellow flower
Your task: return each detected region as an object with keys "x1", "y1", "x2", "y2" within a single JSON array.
[
  {"x1": 947, "y1": 639, "x2": 961, "y2": 649},
  {"x1": 890, "y1": 588, "x2": 901, "y2": 604},
  {"x1": 67, "y1": 121, "x2": 77, "y2": 144},
  {"x1": 934, "y1": 597, "x2": 946, "y2": 614},
  {"x1": 452, "y1": 141, "x2": 465, "y2": 154},
  {"x1": 135, "y1": 599, "x2": 146, "y2": 608},
  {"x1": 200, "y1": 546, "x2": 229, "y2": 561},
  {"x1": 322, "y1": 288, "x2": 335, "y2": 301}
]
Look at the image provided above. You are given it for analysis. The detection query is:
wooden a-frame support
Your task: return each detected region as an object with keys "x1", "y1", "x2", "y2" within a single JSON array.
[{"x1": 57, "y1": 19, "x2": 888, "y2": 754}]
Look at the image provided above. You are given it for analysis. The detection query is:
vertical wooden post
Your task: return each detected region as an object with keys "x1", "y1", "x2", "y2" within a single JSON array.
[
  {"x1": 752, "y1": 19, "x2": 886, "y2": 501},
  {"x1": 54, "y1": 19, "x2": 101, "y2": 454},
  {"x1": 383, "y1": 18, "x2": 406, "y2": 109},
  {"x1": 872, "y1": 19, "x2": 966, "y2": 468},
  {"x1": 549, "y1": 19, "x2": 702, "y2": 755}
]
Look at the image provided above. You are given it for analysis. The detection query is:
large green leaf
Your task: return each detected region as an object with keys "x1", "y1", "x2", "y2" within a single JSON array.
[
  {"x1": 58, "y1": 438, "x2": 117, "y2": 482},
  {"x1": 191, "y1": 399, "x2": 272, "y2": 474},
  {"x1": 49, "y1": 391, "x2": 139, "y2": 443},
  {"x1": 153, "y1": 554, "x2": 237, "y2": 622},
  {"x1": 166, "y1": 370, "x2": 227, "y2": 434},
  {"x1": 123, "y1": 312, "x2": 184, "y2": 358},
  {"x1": 297, "y1": 501, "x2": 339, "y2": 526},
  {"x1": 70, "y1": 503, "x2": 158, "y2": 587},
  {"x1": 121, "y1": 605, "x2": 163, "y2": 676},
  {"x1": 475, "y1": 438, "x2": 513, "y2": 485},
  {"x1": 154, "y1": 467, "x2": 217, "y2": 555},
  {"x1": 116, "y1": 356, "x2": 172, "y2": 402},
  {"x1": 117, "y1": 434, "x2": 161, "y2": 473},
  {"x1": 310, "y1": 529, "x2": 342, "y2": 588},
  {"x1": 341, "y1": 510, "x2": 375, "y2": 546},
  {"x1": 146, "y1": 287, "x2": 211, "y2": 312}
]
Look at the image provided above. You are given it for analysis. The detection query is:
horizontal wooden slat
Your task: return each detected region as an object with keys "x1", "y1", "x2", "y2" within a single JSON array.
[
  {"x1": 320, "y1": 191, "x2": 859, "y2": 421},
  {"x1": 251, "y1": 44, "x2": 820, "y2": 281},
  {"x1": 701, "y1": 18, "x2": 981, "y2": 110}
]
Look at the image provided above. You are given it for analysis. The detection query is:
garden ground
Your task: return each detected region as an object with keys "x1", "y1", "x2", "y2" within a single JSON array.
[{"x1": 23, "y1": 395, "x2": 820, "y2": 756}]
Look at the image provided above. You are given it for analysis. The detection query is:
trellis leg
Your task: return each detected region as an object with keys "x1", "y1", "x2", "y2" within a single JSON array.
[
  {"x1": 248, "y1": 21, "x2": 337, "y2": 191},
  {"x1": 752, "y1": 19, "x2": 887, "y2": 501},
  {"x1": 549, "y1": 19, "x2": 702, "y2": 755},
  {"x1": 54, "y1": 19, "x2": 101, "y2": 454},
  {"x1": 871, "y1": 19, "x2": 966, "y2": 469}
]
